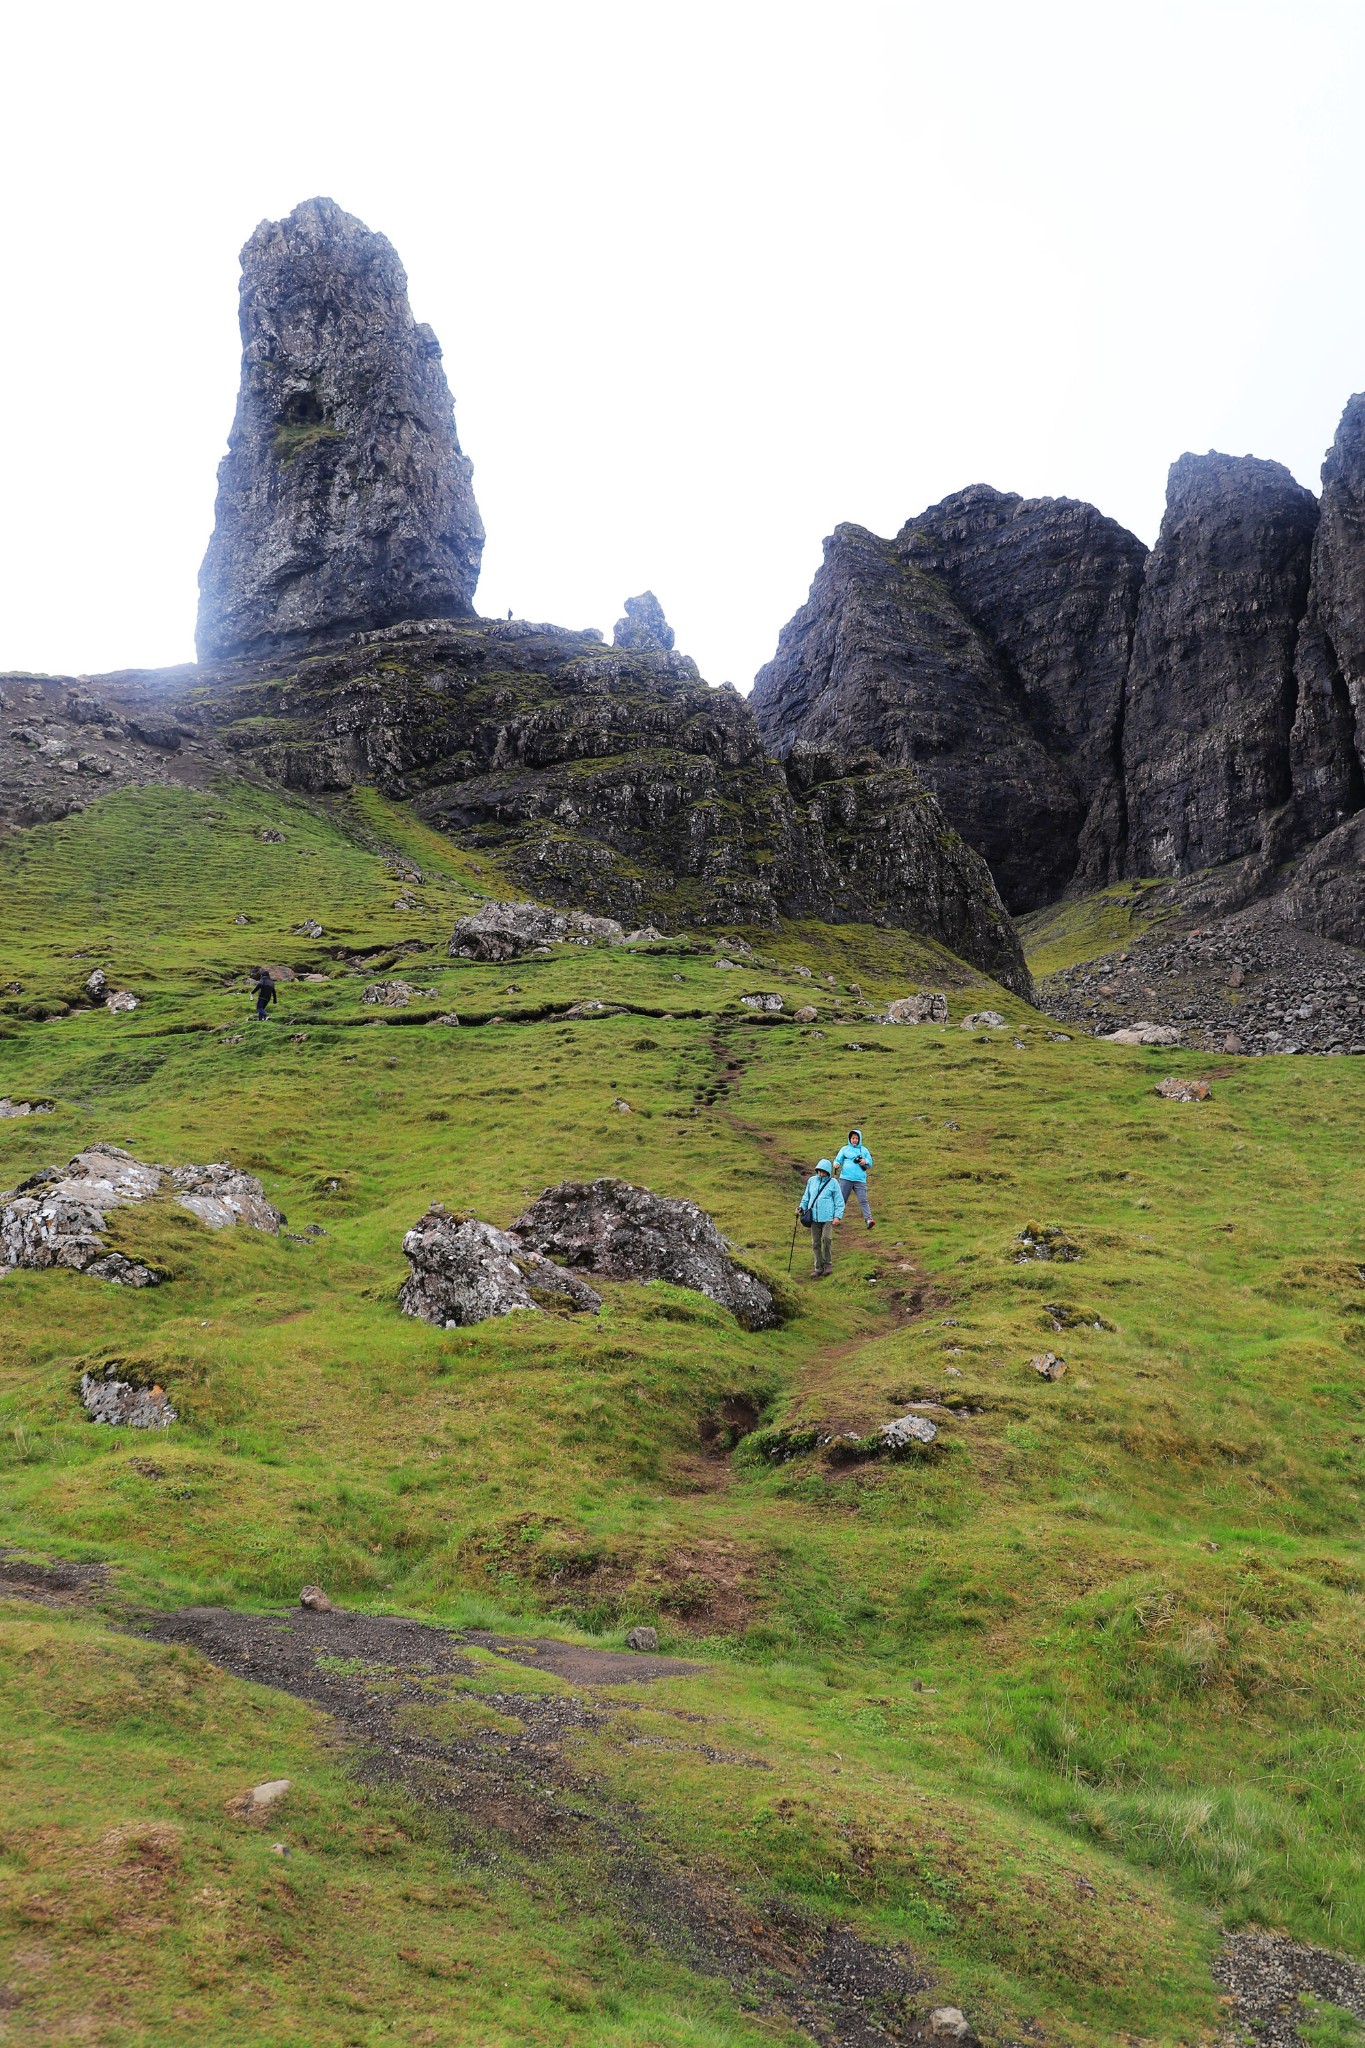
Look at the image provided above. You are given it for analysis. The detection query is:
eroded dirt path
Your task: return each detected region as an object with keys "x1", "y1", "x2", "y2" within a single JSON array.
[{"x1": 138, "y1": 1600, "x2": 946, "y2": 2048}]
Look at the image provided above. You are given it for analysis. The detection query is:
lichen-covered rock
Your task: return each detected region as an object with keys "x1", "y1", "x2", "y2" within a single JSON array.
[
  {"x1": 740, "y1": 992, "x2": 783, "y2": 1012},
  {"x1": 449, "y1": 900, "x2": 626, "y2": 961},
  {"x1": 511, "y1": 1178, "x2": 779, "y2": 1330},
  {"x1": 880, "y1": 1414, "x2": 938, "y2": 1451},
  {"x1": 0, "y1": 1145, "x2": 282, "y2": 1281},
  {"x1": 399, "y1": 1205, "x2": 602, "y2": 1327},
  {"x1": 196, "y1": 197, "x2": 483, "y2": 660},
  {"x1": 80, "y1": 1372, "x2": 176, "y2": 1426},
  {"x1": 106, "y1": 990, "x2": 138, "y2": 1013},
  {"x1": 1101, "y1": 1021, "x2": 1180, "y2": 1046},
  {"x1": 884, "y1": 992, "x2": 949, "y2": 1025},
  {"x1": 960, "y1": 1010, "x2": 1006, "y2": 1030},
  {"x1": 1155, "y1": 1075, "x2": 1211, "y2": 1101},
  {"x1": 1016, "y1": 1224, "x2": 1081, "y2": 1264},
  {"x1": 612, "y1": 592, "x2": 675, "y2": 653},
  {"x1": 168, "y1": 1163, "x2": 284, "y2": 1232},
  {"x1": 360, "y1": 979, "x2": 436, "y2": 1007}
]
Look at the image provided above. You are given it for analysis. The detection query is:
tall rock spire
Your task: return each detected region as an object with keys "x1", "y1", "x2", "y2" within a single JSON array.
[{"x1": 196, "y1": 197, "x2": 484, "y2": 661}]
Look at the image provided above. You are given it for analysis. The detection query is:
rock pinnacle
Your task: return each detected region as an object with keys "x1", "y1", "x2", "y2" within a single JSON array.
[{"x1": 196, "y1": 197, "x2": 484, "y2": 661}]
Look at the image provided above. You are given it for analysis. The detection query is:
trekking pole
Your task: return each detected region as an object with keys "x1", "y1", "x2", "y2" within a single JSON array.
[{"x1": 786, "y1": 1217, "x2": 799, "y2": 1274}]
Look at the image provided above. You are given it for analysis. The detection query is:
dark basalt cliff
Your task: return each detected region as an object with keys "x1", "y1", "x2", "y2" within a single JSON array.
[
  {"x1": 1121, "y1": 453, "x2": 1318, "y2": 876},
  {"x1": 0, "y1": 624, "x2": 1030, "y2": 994},
  {"x1": 752, "y1": 490, "x2": 1146, "y2": 911},
  {"x1": 754, "y1": 404, "x2": 1365, "y2": 933},
  {"x1": 196, "y1": 199, "x2": 484, "y2": 662}
]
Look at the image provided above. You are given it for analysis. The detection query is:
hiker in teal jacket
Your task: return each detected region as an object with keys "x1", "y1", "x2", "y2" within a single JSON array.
[
  {"x1": 798, "y1": 1157, "x2": 845, "y2": 1278},
  {"x1": 833, "y1": 1129, "x2": 874, "y2": 1227}
]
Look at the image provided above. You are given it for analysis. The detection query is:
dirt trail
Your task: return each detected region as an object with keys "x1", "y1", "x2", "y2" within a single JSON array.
[{"x1": 138, "y1": 1600, "x2": 947, "y2": 2047}]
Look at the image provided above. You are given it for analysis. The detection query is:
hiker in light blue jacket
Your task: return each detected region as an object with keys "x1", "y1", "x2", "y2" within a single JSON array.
[
  {"x1": 833, "y1": 1128, "x2": 874, "y2": 1228},
  {"x1": 797, "y1": 1157, "x2": 845, "y2": 1278}
]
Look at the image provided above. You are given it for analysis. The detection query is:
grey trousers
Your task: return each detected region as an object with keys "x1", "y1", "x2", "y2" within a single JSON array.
[
  {"x1": 839, "y1": 1176, "x2": 872, "y2": 1222},
  {"x1": 812, "y1": 1220, "x2": 834, "y2": 1272}
]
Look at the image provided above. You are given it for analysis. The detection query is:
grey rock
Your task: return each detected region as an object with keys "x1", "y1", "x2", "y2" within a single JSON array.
[
  {"x1": 360, "y1": 979, "x2": 436, "y2": 1007},
  {"x1": 959, "y1": 1009, "x2": 1005, "y2": 1029},
  {"x1": 1290, "y1": 393, "x2": 1365, "y2": 843},
  {"x1": 1101, "y1": 1021, "x2": 1180, "y2": 1046},
  {"x1": 0, "y1": 1098, "x2": 52, "y2": 1119},
  {"x1": 880, "y1": 1414, "x2": 938, "y2": 1451},
  {"x1": 291, "y1": 919, "x2": 323, "y2": 939},
  {"x1": 884, "y1": 992, "x2": 949, "y2": 1025},
  {"x1": 84, "y1": 968, "x2": 107, "y2": 999},
  {"x1": 0, "y1": 1144, "x2": 282, "y2": 1282},
  {"x1": 612, "y1": 592, "x2": 675, "y2": 653},
  {"x1": 625, "y1": 1626, "x2": 660, "y2": 1651},
  {"x1": 196, "y1": 197, "x2": 483, "y2": 660},
  {"x1": 299, "y1": 1585, "x2": 333, "y2": 1612},
  {"x1": 740, "y1": 992, "x2": 783, "y2": 1011},
  {"x1": 449, "y1": 900, "x2": 626, "y2": 961},
  {"x1": 928, "y1": 2009, "x2": 971, "y2": 2041},
  {"x1": 105, "y1": 989, "x2": 138, "y2": 1013},
  {"x1": 80, "y1": 1371, "x2": 176, "y2": 1425},
  {"x1": 399, "y1": 1205, "x2": 603, "y2": 1327},
  {"x1": 511, "y1": 1177, "x2": 779, "y2": 1329},
  {"x1": 1122, "y1": 453, "x2": 1318, "y2": 874}
]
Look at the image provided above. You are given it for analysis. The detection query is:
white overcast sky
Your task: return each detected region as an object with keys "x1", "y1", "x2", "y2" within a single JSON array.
[{"x1": 4, "y1": 0, "x2": 1365, "y2": 689}]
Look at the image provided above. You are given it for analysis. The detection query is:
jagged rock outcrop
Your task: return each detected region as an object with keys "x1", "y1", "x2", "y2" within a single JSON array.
[
  {"x1": 196, "y1": 198, "x2": 483, "y2": 661},
  {"x1": 750, "y1": 493, "x2": 1146, "y2": 910},
  {"x1": 613, "y1": 592, "x2": 675, "y2": 652},
  {"x1": 511, "y1": 1178, "x2": 779, "y2": 1329},
  {"x1": 1121, "y1": 454, "x2": 1318, "y2": 875},
  {"x1": 449, "y1": 901, "x2": 627, "y2": 961}
]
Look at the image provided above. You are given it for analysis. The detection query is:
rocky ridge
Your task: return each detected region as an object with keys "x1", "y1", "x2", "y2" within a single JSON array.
[
  {"x1": 0, "y1": 619, "x2": 1030, "y2": 994},
  {"x1": 752, "y1": 405, "x2": 1365, "y2": 953}
]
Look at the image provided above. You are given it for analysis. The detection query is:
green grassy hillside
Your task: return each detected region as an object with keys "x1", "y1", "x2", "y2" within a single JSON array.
[{"x1": 2, "y1": 783, "x2": 1363, "y2": 2046}]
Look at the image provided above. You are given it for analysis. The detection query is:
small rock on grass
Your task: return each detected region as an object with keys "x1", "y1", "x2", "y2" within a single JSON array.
[
  {"x1": 1031, "y1": 1353, "x2": 1067, "y2": 1380},
  {"x1": 794, "y1": 1005, "x2": 818, "y2": 1023},
  {"x1": 625, "y1": 1626, "x2": 659, "y2": 1652},
  {"x1": 229, "y1": 1778, "x2": 291, "y2": 1817},
  {"x1": 880, "y1": 1414, "x2": 938, "y2": 1450},
  {"x1": 884, "y1": 991, "x2": 949, "y2": 1025},
  {"x1": 959, "y1": 1010, "x2": 1005, "y2": 1030},
  {"x1": 1155, "y1": 1075, "x2": 1211, "y2": 1101},
  {"x1": 929, "y1": 2011, "x2": 971, "y2": 2042},
  {"x1": 105, "y1": 990, "x2": 138, "y2": 1013},
  {"x1": 299, "y1": 1585, "x2": 332, "y2": 1612}
]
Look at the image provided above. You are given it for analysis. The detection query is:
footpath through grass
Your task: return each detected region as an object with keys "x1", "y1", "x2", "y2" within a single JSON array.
[{"x1": 1, "y1": 782, "x2": 1363, "y2": 2046}]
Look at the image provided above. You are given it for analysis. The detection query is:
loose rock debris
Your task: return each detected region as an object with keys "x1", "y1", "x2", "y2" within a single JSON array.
[
  {"x1": 1155, "y1": 1075, "x2": 1212, "y2": 1101},
  {"x1": 80, "y1": 1371, "x2": 177, "y2": 1427},
  {"x1": 1214, "y1": 1929, "x2": 1365, "y2": 2047}
]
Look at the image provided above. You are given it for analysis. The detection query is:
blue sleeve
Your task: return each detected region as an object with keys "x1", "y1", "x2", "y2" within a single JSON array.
[
  {"x1": 861, "y1": 1146, "x2": 872, "y2": 1167},
  {"x1": 831, "y1": 1182, "x2": 845, "y2": 1217}
]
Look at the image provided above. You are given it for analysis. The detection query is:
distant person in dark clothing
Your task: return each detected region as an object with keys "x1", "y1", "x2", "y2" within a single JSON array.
[{"x1": 251, "y1": 968, "x2": 277, "y2": 1023}]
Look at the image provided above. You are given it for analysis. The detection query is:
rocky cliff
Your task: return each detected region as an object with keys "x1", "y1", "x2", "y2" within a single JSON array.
[
  {"x1": 196, "y1": 198, "x2": 484, "y2": 661},
  {"x1": 754, "y1": 402, "x2": 1365, "y2": 933},
  {"x1": 0, "y1": 624, "x2": 1031, "y2": 995},
  {"x1": 751, "y1": 490, "x2": 1146, "y2": 911}
]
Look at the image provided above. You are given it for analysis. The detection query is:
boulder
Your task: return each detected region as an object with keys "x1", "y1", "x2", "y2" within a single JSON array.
[
  {"x1": 880, "y1": 1414, "x2": 938, "y2": 1451},
  {"x1": 299, "y1": 1585, "x2": 333, "y2": 1612},
  {"x1": 794, "y1": 1005, "x2": 819, "y2": 1024},
  {"x1": 511, "y1": 1178, "x2": 779, "y2": 1330},
  {"x1": 448, "y1": 900, "x2": 626, "y2": 962},
  {"x1": 84, "y1": 968, "x2": 107, "y2": 999},
  {"x1": 929, "y1": 2012, "x2": 971, "y2": 2043},
  {"x1": 169, "y1": 1163, "x2": 285, "y2": 1231},
  {"x1": 740, "y1": 992, "x2": 783, "y2": 1011},
  {"x1": 0, "y1": 1145, "x2": 282, "y2": 1282},
  {"x1": 625, "y1": 1625, "x2": 660, "y2": 1651},
  {"x1": 399, "y1": 1205, "x2": 602, "y2": 1327},
  {"x1": 361, "y1": 979, "x2": 436, "y2": 1007},
  {"x1": 1101, "y1": 1021, "x2": 1180, "y2": 1046},
  {"x1": 80, "y1": 1372, "x2": 176, "y2": 1426},
  {"x1": 885, "y1": 992, "x2": 949, "y2": 1025},
  {"x1": 105, "y1": 990, "x2": 138, "y2": 1013},
  {"x1": 195, "y1": 198, "x2": 483, "y2": 660},
  {"x1": 0, "y1": 1099, "x2": 52, "y2": 1119},
  {"x1": 1031, "y1": 1353, "x2": 1067, "y2": 1380},
  {"x1": 960, "y1": 1010, "x2": 1006, "y2": 1029},
  {"x1": 1155, "y1": 1076, "x2": 1212, "y2": 1101}
]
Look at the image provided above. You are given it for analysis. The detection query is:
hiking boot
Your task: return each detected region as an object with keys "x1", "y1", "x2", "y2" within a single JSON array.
[{"x1": 866, "y1": 1219, "x2": 876, "y2": 1230}]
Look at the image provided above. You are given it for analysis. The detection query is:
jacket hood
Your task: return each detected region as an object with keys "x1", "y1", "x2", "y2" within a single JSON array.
[
  {"x1": 849, "y1": 1129, "x2": 862, "y2": 1143},
  {"x1": 815, "y1": 1158, "x2": 834, "y2": 1174}
]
